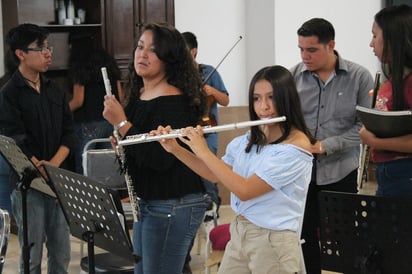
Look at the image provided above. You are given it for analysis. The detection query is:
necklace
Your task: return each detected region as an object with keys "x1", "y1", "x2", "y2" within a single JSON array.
[{"x1": 23, "y1": 77, "x2": 40, "y2": 90}]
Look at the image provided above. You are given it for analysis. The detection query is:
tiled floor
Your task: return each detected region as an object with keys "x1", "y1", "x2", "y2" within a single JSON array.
[
  {"x1": 2, "y1": 180, "x2": 377, "y2": 274},
  {"x1": 2, "y1": 205, "x2": 236, "y2": 274}
]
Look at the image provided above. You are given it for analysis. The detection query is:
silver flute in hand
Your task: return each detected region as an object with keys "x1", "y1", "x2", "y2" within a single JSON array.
[
  {"x1": 101, "y1": 67, "x2": 140, "y2": 222},
  {"x1": 118, "y1": 116, "x2": 287, "y2": 146}
]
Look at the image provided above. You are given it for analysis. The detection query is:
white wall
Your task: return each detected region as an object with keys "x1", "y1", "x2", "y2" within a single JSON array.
[
  {"x1": 274, "y1": 0, "x2": 382, "y2": 73},
  {"x1": 245, "y1": 0, "x2": 275, "y2": 88},
  {"x1": 175, "y1": 0, "x2": 383, "y2": 106},
  {"x1": 175, "y1": 0, "x2": 248, "y2": 106}
]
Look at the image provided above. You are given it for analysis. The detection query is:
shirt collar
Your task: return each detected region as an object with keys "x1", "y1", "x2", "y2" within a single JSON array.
[
  {"x1": 13, "y1": 69, "x2": 50, "y2": 88},
  {"x1": 299, "y1": 50, "x2": 348, "y2": 75}
]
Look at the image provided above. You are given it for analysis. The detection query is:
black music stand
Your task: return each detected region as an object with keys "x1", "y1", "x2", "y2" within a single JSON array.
[
  {"x1": 0, "y1": 135, "x2": 56, "y2": 274},
  {"x1": 319, "y1": 191, "x2": 412, "y2": 274},
  {"x1": 44, "y1": 165, "x2": 139, "y2": 274}
]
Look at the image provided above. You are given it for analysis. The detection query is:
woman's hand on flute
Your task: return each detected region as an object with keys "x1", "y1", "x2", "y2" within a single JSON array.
[
  {"x1": 153, "y1": 125, "x2": 181, "y2": 153},
  {"x1": 178, "y1": 126, "x2": 211, "y2": 159},
  {"x1": 103, "y1": 95, "x2": 127, "y2": 126},
  {"x1": 154, "y1": 125, "x2": 210, "y2": 159}
]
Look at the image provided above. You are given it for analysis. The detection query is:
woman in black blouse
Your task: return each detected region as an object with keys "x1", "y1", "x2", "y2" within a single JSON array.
[{"x1": 103, "y1": 23, "x2": 208, "y2": 274}]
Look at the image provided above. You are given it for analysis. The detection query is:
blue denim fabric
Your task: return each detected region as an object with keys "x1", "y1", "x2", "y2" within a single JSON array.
[
  {"x1": 74, "y1": 120, "x2": 113, "y2": 174},
  {"x1": 133, "y1": 192, "x2": 205, "y2": 274},
  {"x1": 0, "y1": 156, "x2": 11, "y2": 214},
  {"x1": 184, "y1": 135, "x2": 219, "y2": 268},
  {"x1": 11, "y1": 189, "x2": 70, "y2": 274},
  {"x1": 375, "y1": 158, "x2": 412, "y2": 197}
]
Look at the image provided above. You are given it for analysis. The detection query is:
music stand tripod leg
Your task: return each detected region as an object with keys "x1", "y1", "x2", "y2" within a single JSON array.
[
  {"x1": 83, "y1": 231, "x2": 96, "y2": 274},
  {"x1": 0, "y1": 136, "x2": 57, "y2": 274},
  {"x1": 17, "y1": 167, "x2": 38, "y2": 274}
]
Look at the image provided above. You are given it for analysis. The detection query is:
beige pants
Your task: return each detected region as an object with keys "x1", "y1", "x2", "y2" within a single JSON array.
[{"x1": 218, "y1": 217, "x2": 301, "y2": 274}]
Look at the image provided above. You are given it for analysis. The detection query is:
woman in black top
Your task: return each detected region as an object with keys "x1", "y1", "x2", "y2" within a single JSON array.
[{"x1": 103, "y1": 23, "x2": 208, "y2": 274}]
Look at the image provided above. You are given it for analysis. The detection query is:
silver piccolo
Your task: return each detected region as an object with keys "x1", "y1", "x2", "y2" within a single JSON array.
[
  {"x1": 119, "y1": 116, "x2": 287, "y2": 146},
  {"x1": 101, "y1": 67, "x2": 140, "y2": 222},
  {"x1": 101, "y1": 67, "x2": 112, "y2": 96}
]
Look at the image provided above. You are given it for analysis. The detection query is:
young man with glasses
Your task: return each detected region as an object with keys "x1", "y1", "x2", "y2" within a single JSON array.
[{"x1": 0, "y1": 23, "x2": 76, "y2": 273}]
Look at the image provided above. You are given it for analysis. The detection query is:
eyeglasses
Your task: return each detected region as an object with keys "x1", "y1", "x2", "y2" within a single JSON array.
[{"x1": 22, "y1": 46, "x2": 54, "y2": 55}]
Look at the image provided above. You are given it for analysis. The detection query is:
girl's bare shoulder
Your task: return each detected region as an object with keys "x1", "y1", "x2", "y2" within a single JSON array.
[{"x1": 283, "y1": 129, "x2": 312, "y2": 151}]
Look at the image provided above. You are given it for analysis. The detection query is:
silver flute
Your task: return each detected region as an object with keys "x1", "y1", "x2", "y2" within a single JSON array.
[
  {"x1": 101, "y1": 67, "x2": 139, "y2": 222},
  {"x1": 119, "y1": 116, "x2": 287, "y2": 146}
]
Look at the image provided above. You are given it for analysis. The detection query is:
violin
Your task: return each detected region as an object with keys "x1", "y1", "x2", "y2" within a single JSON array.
[
  {"x1": 200, "y1": 95, "x2": 217, "y2": 127},
  {"x1": 200, "y1": 36, "x2": 243, "y2": 127}
]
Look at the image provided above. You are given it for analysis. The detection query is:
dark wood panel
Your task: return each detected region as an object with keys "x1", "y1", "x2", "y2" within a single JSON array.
[
  {"x1": 104, "y1": 0, "x2": 135, "y2": 58},
  {"x1": 139, "y1": 0, "x2": 175, "y2": 25},
  {"x1": 104, "y1": 0, "x2": 136, "y2": 79},
  {"x1": 72, "y1": 0, "x2": 102, "y2": 24}
]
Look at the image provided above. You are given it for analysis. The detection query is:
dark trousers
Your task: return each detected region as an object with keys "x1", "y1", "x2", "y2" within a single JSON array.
[{"x1": 302, "y1": 169, "x2": 358, "y2": 274}]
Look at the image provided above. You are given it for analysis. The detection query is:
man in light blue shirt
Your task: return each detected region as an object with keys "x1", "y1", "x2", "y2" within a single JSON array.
[{"x1": 290, "y1": 18, "x2": 374, "y2": 274}]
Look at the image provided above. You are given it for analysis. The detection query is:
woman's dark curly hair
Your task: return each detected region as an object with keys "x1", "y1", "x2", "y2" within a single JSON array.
[
  {"x1": 245, "y1": 65, "x2": 315, "y2": 153},
  {"x1": 124, "y1": 23, "x2": 207, "y2": 116}
]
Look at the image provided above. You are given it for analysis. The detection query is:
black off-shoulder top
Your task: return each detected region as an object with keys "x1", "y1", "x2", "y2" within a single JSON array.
[{"x1": 122, "y1": 95, "x2": 205, "y2": 200}]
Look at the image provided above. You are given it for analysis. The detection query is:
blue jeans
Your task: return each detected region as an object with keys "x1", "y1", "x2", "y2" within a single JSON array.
[
  {"x1": 0, "y1": 156, "x2": 11, "y2": 214},
  {"x1": 11, "y1": 189, "x2": 70, "y2": 274},
  {"x1": 375, "y1": 158, "x2": 412, "y2": 197},
  {"x1": 133, "y1": 193, "x2": 205, "y2": 274},
  {"x1": 184, "y1": 134, "x2": 220, "y2": 267}
]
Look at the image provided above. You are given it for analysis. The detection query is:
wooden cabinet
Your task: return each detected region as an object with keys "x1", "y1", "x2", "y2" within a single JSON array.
[
  {"x1": 2, "y1": 0, "x2": 174, "y2": 85},
  {"x1": 2, "y1": 0, "x2": 105, "y2": 91},
  {"x1": 2, "y1": 0, "x2": 104, "y2": 70}
]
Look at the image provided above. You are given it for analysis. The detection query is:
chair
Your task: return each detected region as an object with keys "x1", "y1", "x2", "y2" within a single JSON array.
[
  {"x1": 0, "y1": 208, "x2": 10, "y2": 274},
  {"x1": 82, "y1": 138, "x2": 133, "y2": 224},
  {"x1": 319, "y1": 191, "x2": 412, "y2": 274},
  {"x1": 80, "y1": 138, "x2": 134, "y2": 274},
  {"x1": 196, "y1": 195, "x2": 219, "y2": 255},
  {"x1": 82, "y1": 138, "x2": 124, "y2": 190},
  {"x1": 204, "y1": 223, "x2": 230, "y2": 274}
]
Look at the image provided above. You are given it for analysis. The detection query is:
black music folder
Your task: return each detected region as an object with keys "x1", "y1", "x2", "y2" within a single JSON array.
[{"x1": 356, "y1": 105, "x2": 412, "y2": 138}]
